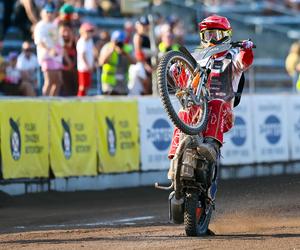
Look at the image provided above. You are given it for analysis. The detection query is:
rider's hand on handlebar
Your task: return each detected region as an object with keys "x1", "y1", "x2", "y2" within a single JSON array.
[{"x1": 241, "y1": 40, "x2": 254, "y2": 50}]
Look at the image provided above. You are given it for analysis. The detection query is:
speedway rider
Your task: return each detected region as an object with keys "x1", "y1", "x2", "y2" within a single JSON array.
[{"x1": 168, "y1": 15, "x2": 254, "y2": 179}]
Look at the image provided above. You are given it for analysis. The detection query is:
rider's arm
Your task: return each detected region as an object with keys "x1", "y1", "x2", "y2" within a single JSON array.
[
  {"x1": 229, "y1": 47, "x2": 254, "y2": 102},
  {"x1": 234, "y1": 48, "x2": 254, "y2": 72}
]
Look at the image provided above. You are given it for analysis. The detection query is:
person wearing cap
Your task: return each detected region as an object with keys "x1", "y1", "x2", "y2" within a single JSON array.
[
  {"x1": 99, "y1": 30, "x2": 135, "y2": 95},
  {"x1": 133, "y1": 16, "x2": 152, "y2": 94},
  {"x1": 76, "y1": 22, "x2": 95, "y2": 96},
  {"x1": 16, "y1": 41, "x2": 39, "y2": 94},
  {"x1": 34, "y1": 3, "x2": 63, "y2": 96},
  {"x1": 59, "y1": 3, "x2": 75, "y2": 22}
]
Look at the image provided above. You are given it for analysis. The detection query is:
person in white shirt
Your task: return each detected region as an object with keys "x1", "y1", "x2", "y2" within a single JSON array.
[
  {"x1": 76, "y1": 22, "x2": 95, "y2": 96},
  {"x1": 4, "y1": 52, "x2": 36, "y2": 96},
  {"x1": 128, "y1": 61, "x2": 148, "y2": 95},
  {"x1": 34, "y1": 3, "x2": 63, "y2": 96},
  {"x1": 16, "y1": 41, "x2": 39, "y2": 94}
]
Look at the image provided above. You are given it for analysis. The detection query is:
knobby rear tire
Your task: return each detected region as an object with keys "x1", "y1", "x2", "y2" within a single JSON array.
[
  {"x1": 184, "y1": 192, "x2": 212, "y2": 236},
  {"x1": 157, "y1": 51, "x2": 208, "y2": 135}
]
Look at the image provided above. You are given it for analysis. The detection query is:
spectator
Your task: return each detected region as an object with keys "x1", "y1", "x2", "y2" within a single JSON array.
[
  {"x1": 56, "y1": 3, "x2": 81, "y2": 29},
  {"x1": 133, "y1": 16, "x2": 153, "y2": 94},
  {"x1": 76, "y1": 22, "x2": 95, "y2": 96},
  {"x1": 57, "y1": 3, "x2": 75, "y2": 23},
  {"x1": 34, "y1": 3, "x2": 64, "y2": 96},
  {"x1": 285, "y1": 41, "x2": 300, "y2": 92},
  {"x1": 167, "y1": 15, "x2": 185, "y2": 45},
  {"x1": 3, "y1": 52, "x2": 36, "y2": 96},
  {"x1": 128, "y1": 54, "x2": 148, "y2": 95},
  {"x1": 84, "y1": 0, "x2": 98, "y2": 12},
  {"x1": 94, "y1": 30, "x2": 110, "y2": 57},
  {"x1": 124, "y1": 20, "x2": 135, "y2": 45},
  {"x1": 99, "y1": 30, "x2": 135, "y2": 95},
  {"x1": 59, "y1": 23, "x2": 78, "y2": 96},
  {"x1": 153, "y1": 13, "x2": 166, "y2": 42},
  {"x1": 158, "y1": 32, "x2": 180, "y2": 58},
  {"x1": 14, "y1": 0, "x2": 53, "y2": 40},
  {"x1": 0, "y1": 55, "x2": 6, "y2": 91},
  {"x1": 100, "y1": 0, "x2": 121, "y2": 17},
  {"x1": 16, "y1": 41, "x2": 39, "y2": 94}
]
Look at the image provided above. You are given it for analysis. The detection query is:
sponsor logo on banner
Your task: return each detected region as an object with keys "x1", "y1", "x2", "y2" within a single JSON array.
[
  {"x1": 147, "y1": 118, "x2": 172, "y2": 151},
  {"x1": 9, "y1": 118, "x2": 21, "y2": 161},
  {"x1": 230, "y1": 116, "x2": 246, "y2": 146},
  {"x1": 0, "y1": 101, "x2": 49, "y2": 179},
  {"x1": 105, "y1": 117, "x2": 117, "y2": 156},
  {"x1": 260, "y1": 115, "x2": 281, "y2": 144},
  {"x1": 61, "y1": 119, "x2": 72, "y2": 160}
]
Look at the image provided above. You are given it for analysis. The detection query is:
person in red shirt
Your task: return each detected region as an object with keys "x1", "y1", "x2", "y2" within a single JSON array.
[{"x1": 168, "y1": 15, "x2": 254, "y2": 180}]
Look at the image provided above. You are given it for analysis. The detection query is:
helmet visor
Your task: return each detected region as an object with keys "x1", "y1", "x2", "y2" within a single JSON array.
[{"x1": 200, "y1": 29, "x2": 232, "y2": 43}]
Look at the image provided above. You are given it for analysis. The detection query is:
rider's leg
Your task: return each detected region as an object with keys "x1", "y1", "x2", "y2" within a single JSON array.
[
  {"x1": 197, "y1": 99, "x2": 233, "y2": 163},
  {"x1": 167, "y1": 106, "x2": 202, "y2": 179}
]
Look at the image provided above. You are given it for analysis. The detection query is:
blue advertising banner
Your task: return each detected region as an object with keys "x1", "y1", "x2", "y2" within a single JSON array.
[
  {"x1": 253, "y1": 95, "x2": 289, "y2": 163},
  {"x1": 287, "y1": 95, "x2": 300, "y2": 160},
  {"x1": 222, "y1": 95, "x2": 255, "y2": 165},
  {"x1": 138, "y1": 97, "x2": 174, "y2": 171}
]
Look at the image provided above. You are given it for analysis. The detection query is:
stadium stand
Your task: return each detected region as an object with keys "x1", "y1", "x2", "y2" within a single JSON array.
[{"x1": 0, "y1": 0, "x2": 296, "y2": 94}]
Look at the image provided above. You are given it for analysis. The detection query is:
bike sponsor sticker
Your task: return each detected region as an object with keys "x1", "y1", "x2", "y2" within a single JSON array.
[
  {"x1": 139, "y1": 98, "x2": 174, "y2": 171},
  {"x1": 253, "y1": 95, "x2": 289, "y2": 163}
]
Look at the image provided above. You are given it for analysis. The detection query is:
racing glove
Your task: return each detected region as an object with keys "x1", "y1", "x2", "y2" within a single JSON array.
[{"x1": 241, "y1": 40, "x2": 254, "y2": 50}]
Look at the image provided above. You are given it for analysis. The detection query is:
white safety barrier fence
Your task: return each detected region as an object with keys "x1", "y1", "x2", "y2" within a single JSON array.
[
  {"x1": 139, "y1": 94, "x2": 300, "y2": 167},
  {"x1": 222, "y1": 95, "x2": 255, "y2": 165},
  {"x1": 1, "y1": 94, "x2": 300, "y2": 195},
  {"x1": 138, "y1": 97, "x2": 174, "y2": 171},
  {"x1": 287, "y1": 95, "x2": 300, "y2": 161}
]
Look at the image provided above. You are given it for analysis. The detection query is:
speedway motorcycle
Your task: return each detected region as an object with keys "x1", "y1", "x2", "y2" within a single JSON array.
[{"x1": 155, "y1": 41, "x2": 255, "y2": 236}]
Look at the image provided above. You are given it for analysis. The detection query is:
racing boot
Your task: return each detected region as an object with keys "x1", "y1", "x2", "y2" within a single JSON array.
[{"x1": 196, "y1": 137, "x2": 221, "y2": 164}]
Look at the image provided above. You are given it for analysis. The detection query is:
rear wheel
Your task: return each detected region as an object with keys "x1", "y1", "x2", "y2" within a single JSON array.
[
  {"x1": 157, "y1": 51, "x2": 209, "y2": 135},
  {"x1": 184, "y1": 192, "x2": 212, "y2": 236}
]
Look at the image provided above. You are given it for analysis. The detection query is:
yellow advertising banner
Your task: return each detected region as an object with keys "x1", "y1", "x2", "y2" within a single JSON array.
[
  {"x1": 50, "y1": 101, "x2": 97, "y2": 177},
  {"x1": 0, "y1": 100, "x2": 49, "y2": 179},
  {"x1": 95, "y1": 100, "x2": 140, "y2": 173}
]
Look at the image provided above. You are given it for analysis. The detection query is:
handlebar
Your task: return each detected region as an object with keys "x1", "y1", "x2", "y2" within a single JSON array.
[{"x1": 230, "y1": 40, "x2": 257, "y2": 49}]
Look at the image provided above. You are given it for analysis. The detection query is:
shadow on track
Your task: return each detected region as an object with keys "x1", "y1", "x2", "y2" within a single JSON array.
[{"x1": 2, "y1": 233, "x2": 300, "y2": 245}]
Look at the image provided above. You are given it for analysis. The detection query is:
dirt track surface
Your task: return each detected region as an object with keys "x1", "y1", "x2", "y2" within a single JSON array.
[{"x1": 0, "y1": 174, "x2": 299, "y2": 250}]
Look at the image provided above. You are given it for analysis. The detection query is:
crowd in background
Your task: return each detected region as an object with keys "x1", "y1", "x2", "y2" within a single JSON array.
[
  {"x1": 0, "y1": 0, "x2": 185, "y2": 97},
  {"x1": 1, "y1": 0, "x2": 300, "y2": 97}
]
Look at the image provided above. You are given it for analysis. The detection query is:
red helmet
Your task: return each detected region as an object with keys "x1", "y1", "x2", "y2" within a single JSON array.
[
  {"x1": 198, "y1": 15, "x2": 231, "y2": 31},
  {"x1": 199, "y1": 15, "x2": 232, "y2": 45}
]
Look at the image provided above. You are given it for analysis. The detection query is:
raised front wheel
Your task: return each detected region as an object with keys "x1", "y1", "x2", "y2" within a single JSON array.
[{"x1": 157, "y1": 51, "x2": 208, "y2": 135}]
